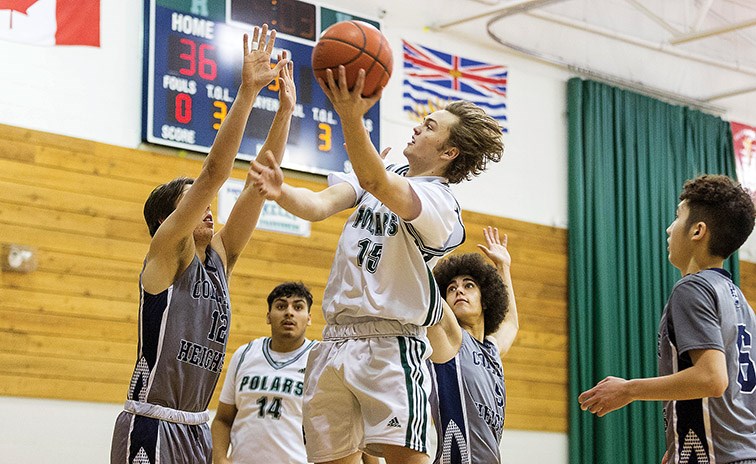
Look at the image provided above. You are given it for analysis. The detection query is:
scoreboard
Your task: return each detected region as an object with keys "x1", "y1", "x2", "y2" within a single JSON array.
[{"x1": 143, "y1": 0, "x2": 382, "y2": 175}]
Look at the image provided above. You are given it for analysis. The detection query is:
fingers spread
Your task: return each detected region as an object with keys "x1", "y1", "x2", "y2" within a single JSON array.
[
  {"x1": 266, "y1": 29, "x2": 277, "y2": 53},
  {"x1": 257, "y1": 24, "x2": 268, "y2": 50}
]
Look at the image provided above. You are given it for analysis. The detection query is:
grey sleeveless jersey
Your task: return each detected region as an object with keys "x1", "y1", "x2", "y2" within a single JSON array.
[
  {"x1": 659, "y1": 268, "x2": 756, "y2": 463},
  {"x1": 126, "y1": 247, "x2": 230, "y2": 412},
  {"x1": 430, "y1": 331, "x2": 506, "y2": 464}
]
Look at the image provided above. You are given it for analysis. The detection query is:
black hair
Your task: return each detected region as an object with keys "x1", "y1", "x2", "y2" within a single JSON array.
[
  {"x1": 433, "y1": 253, "x2": 508, "y2": 336},
  {"x1": 267, "y1": 282, "x2": 314, "y2": 312},
  {"x1": 143, "y1": 177, "x2": 194, "y2": 237}
]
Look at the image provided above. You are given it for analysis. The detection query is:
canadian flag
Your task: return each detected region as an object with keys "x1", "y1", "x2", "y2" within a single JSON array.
[{"x1": 0, "y1": 0, "x2": 99, "y2": 46}]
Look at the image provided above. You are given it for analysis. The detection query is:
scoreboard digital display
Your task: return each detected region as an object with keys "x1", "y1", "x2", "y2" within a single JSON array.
[{"x1": 143, "y1": 0, "x2": 382, "y2": 175}]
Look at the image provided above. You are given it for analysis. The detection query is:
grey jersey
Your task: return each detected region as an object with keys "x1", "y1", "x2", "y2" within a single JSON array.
[
  {"x1": 430, "y1": 331, "x2": 506, "y2": 464},
  {"x1": 111, "y1": 247, "x2": 230, "y2": 463},
  {"x1": 658, "y1": 268, "x2": 756, "y2": 463},
  {"x1": 128, "y1": 247, "x2": 230, "y2": 411}
]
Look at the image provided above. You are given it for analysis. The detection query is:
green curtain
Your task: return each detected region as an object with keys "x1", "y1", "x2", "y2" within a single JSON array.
[{"x1": 567, "y1": 78, "x2": 738, "y2": 464}]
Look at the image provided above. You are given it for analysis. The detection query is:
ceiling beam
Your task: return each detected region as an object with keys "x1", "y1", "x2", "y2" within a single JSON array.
[
  {"x1": 670, "y1": 17, "x2": 756, "y2": 44},
  {"x1": 704, "y1": 85, "x2": 756, "y2": 102},
  {"x1": 692, "y1": 0, "x2": 715, "y2": 32},
  {"x1": 431, "y1": 0, "x2": 569, "y2": 30},
  {"x1": 624, "y1": 0, "x2": 682, "y2": 35}
]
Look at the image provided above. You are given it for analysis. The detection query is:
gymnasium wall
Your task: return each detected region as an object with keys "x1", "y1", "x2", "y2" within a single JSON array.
[{"x1": 0, "y1": 124, "x2": 567, "y2": 461}]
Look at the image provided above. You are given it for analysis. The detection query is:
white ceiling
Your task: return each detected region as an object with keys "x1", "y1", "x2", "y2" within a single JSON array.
[
  {"x1": 430, "y1": 0, "x2": 756, "y2": 120},
  {"x1": 328, "y1": 0, "x2": 756, "y2": 122}
]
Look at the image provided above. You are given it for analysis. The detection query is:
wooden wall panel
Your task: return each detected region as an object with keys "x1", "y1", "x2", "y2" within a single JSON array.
[
  {"x1": 0, "y1": 123, "x2": 565, "y2": 435},
  {"x1": 740, "y1": 261, "x2": 756, "y2": 304}
]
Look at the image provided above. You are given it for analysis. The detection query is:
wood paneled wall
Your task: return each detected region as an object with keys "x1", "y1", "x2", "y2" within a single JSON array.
[
  {"x1": 1, "y1": 124, "x2": 568, "y2": 431},
  {"x1": 739, "y1": 261, "x2": 756, "y2": 305}
]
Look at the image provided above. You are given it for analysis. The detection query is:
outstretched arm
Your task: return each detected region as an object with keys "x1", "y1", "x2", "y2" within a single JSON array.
[
  {"x1": 248, "y1": 150, "x2": 356, "y2": 221},
  {"x1": 427, "y1": 299, "x2": 464, "y2": 364},
  {"x1": 143, "y1": 25, "x2": 287, "y2": 293},
  {"x1": 215, "y1": 52, "x2": 297, "y2": 275},
  {"x1": 480, "y1": 227, "x2": 519, "y2": 356},
  {"x1": 319, "y1": 67, "x2": 422, "y2": 221},
  {"x1": 578, "y1": 348, "x2": 727, "y2": 417}
]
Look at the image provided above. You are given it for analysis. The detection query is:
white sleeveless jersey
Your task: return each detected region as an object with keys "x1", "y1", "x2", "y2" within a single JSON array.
[
  {"x1": 219, "y1": 337, "x2": 317, "y2": 464},
  {"x1": 322, "y1": 165, "x2": 466, "y2": 328}
]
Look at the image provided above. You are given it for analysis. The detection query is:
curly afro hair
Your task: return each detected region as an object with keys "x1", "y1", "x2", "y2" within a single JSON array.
[
  {"x1": 433, "y1": 253, "x2": 509, "y2": 336},
  {"x1": 680, "y1": 174, "x2": 755, "y2": 259}
]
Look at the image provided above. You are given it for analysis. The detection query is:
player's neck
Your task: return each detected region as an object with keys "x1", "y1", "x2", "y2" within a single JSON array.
[
  {"x1": 678, "y1": 252, "x2": 724, "y2": 277},
  {"x1": 406, "y1": 154, "x2": 450, "y2": 179},
  {"x1": 461, "y1": 321, "x2": 486, "y2": 343},
  {"x1": 406, "y1": 164, "x2": 447, "y2": 179},
  {"x1": 269, "y1": 336, "x2": 306, "y2": 353},
  {"x1": 193, "y1": 233, "x2": 213, "y2": 263}
]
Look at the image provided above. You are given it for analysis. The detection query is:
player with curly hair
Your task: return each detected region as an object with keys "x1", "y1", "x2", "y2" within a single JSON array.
[
  {"x1": 427, "y1": 226, "x2": 519, "y2": 464},
  {"x1": 579, "y1": 174, "x2": 756, "y2": 464}
]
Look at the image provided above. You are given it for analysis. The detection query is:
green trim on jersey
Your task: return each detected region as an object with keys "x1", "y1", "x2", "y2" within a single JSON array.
[
  {"x1": 262, "y1": 338, "x2": 316, "y2": 370},
  {"x1": 422, "y1": 266, "x2": 442, "y2": 326},
  {"x1": 398, "y1": 336, "x2": 429, "y2": 452}
]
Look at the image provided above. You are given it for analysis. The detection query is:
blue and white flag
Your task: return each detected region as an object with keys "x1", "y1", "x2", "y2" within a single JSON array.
[{"x1": 403, "y1": 40, "x2": 508, "y2": 132}]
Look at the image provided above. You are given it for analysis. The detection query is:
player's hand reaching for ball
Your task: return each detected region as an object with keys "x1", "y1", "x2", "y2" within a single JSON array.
[
  {"x1": 319, "y1": 66, "x2": 383, "y2": 122},
  {"x1": 241, "y1": 24, "x2": 288, "y2": 93},
  {"x1": 249, "y1": 150, "x2": 284, "y2": 201}
]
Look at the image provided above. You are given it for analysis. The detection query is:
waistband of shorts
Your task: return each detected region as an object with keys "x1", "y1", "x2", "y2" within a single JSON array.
[
  {"x1": 322, "y1": 320, "x2": 426, "y2": 339},
  {"x1": 123, "y1": 400, "x2": 209, "y2": 425}
]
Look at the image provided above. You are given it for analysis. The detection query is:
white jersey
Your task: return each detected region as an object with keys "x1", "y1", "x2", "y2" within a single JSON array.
[
  {"x1": 322, "y1": 164, "x2": 465, "y2": 329},
  {"x1": 219, "y1": 337, "x2": 317, "y2": 464}
]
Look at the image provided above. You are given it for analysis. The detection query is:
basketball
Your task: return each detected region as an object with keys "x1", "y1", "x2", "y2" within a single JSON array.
[{"x1": 311, "y1": 20, "x2": 393, "y2": 97}]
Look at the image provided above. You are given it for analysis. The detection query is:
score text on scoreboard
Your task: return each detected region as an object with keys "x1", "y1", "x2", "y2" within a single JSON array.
[{"x1": 143, "y1": 0, "x2": 382, "y2": 175}]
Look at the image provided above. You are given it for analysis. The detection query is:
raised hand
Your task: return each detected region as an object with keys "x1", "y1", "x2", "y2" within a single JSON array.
[
  {"x1": 318, "y1": 66, "x2": 382, "y2": 121},
  {"x1": 248, "y1": 150, "x2": 284, "y2": 200},
  {"x1": 241, "y1": 25, "x2": 288, "y2": 92},
  {"x1": 477, "y1": 226, "x2": 511, "y2": 270},
  {"x1": 277, "y1": 50, "x2": 297, "y2": 114}
]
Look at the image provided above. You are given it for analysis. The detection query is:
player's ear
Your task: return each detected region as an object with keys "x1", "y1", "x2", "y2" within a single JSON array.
[
  {"x1": 266, "y1": 311, "x2": 271, "y2": 325},
  {"x1": 442, "y1": 146, "x2": 459, "y2": 161},
  {"x1": 690, "y1": 222, "x2": 707, "y2": 241}
]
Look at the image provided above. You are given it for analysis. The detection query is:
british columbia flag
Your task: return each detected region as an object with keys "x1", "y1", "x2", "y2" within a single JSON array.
[{"x1": 403, "y1": 40, "x2": 508, "y2": 132}]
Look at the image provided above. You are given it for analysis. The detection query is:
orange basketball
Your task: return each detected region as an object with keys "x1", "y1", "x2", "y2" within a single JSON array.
[{"x1": 311, "y1": 20, "x2": 393, "y2": 97}]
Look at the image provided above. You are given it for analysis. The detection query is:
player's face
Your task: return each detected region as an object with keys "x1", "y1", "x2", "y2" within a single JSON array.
[
  {"x1": 267, "y1": 296, "x2": 311, "y2": 341},
  {"x1": 445, "y1": 275, "x2": 483, "y2": 323},
  {"x1": 666, "y1": 201, "x2": 694, "y2": 271},
  {"x1": 404, "y1": 110, "x2": 459, "y2": 164}
]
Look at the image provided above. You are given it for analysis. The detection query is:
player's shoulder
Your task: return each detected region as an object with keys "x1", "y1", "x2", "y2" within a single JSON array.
[
  {"x1": 232, "y1": 337, "x2": 267, "y2": 355},
  {"x1": 303, "y1": 338, "x2": 319, "y2": 351},
  {"x1": 669, "y1": 272, "x2": 722, "y2": 307},
  {"x1": 673, "y1": 269, "x2": 729, "y2": 293}
]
